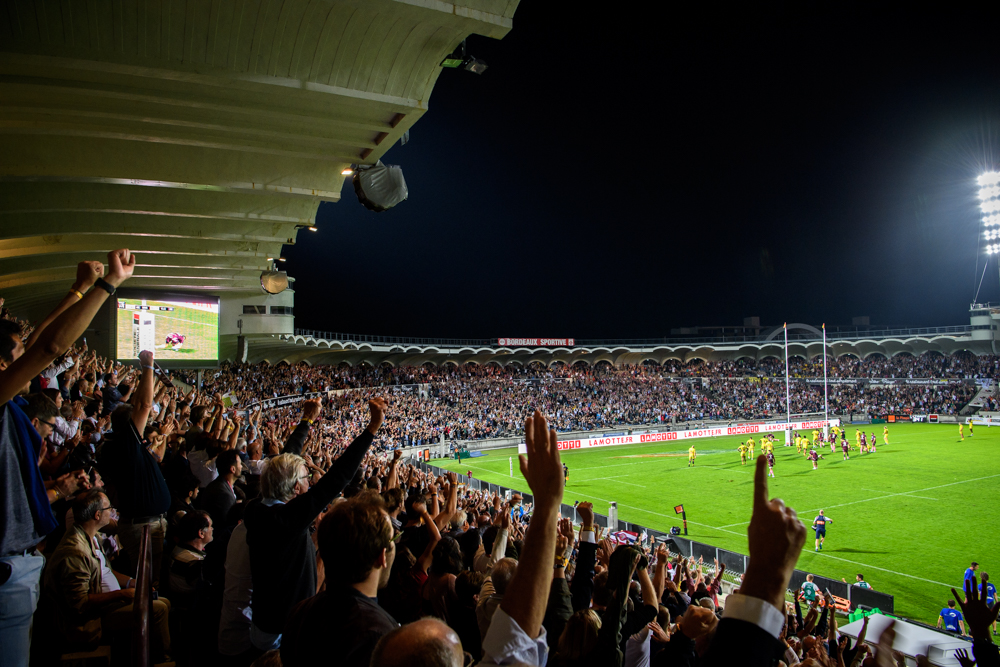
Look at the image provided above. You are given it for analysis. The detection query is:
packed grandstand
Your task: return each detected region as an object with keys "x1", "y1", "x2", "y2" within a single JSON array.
[
  {"x1": 3, "y1": 1, "x2": 999, "y2": 666},
  {"x1": 3, "y1": 262, "x2": 998, "y2": 667}
]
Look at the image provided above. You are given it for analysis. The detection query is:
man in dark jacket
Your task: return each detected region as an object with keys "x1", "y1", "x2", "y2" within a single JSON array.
[
  {"x1": 243, "y1": 397, "x2": 386, "y2": 651},
  {"x1": 280, "y1": 494, "x2": 399, "y2": 667},
  {"x1": 198, "y1": 449, "x2": 242, "y2": 530}
]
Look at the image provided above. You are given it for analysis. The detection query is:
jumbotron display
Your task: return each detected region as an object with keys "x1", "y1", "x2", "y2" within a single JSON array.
[{"x1": 115, "y1": 293, "x2": 219, "y2": 366}]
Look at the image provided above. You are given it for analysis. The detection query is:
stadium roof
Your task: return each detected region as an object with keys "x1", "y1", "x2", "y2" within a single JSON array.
[
  {"x1": 228, "y1": 324, "x2": 994, "y2": 365},
  {"x1": 0, "y1": 0, "x2": 519, "y2": 321}
]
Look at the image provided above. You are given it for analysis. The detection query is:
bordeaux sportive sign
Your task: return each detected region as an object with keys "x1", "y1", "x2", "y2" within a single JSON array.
[{"x1": 497, "y1": 338, "x2": 575, "y2": 347}]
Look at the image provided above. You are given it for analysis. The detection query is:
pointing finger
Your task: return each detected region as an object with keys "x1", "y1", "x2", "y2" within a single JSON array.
[{"x1": 753, "y1": 455, "x2": 768, "y2": 511}]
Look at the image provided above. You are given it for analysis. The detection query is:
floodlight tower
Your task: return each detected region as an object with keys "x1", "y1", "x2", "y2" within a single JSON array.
[
  {"x1": 973, "y1": 172, "x2": 1000, "y2": 354},
  {"x1": 980, "y1": 171, "x2": 1000, "y2": 283}
]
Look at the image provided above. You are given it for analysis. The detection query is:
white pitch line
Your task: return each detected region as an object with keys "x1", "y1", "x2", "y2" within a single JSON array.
[
  {"x1": 810, "y1": 552, "x2": 954, "y2": 588},
  {"x1": 585, "y1": 476, "x2": 647, "y2": 488},
  {"x1": 720, "y1": 472, "x2": 1000, "y2": 529},
  {"x1": 576, "y1": 493, "x2": 958, "y2": 589}
]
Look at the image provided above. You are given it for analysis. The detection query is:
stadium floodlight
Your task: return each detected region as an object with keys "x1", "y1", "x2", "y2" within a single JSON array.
[
  {"x1": 341, "y1": 167, "x2": 354, "y2": 176},
  {"x1": 986, "y1": 229, "x2": 1000, "y2": 241},
  {"x1": 978, "y1": 171, "x2": 1000, "y2": 188},
  {"x1": 982, "y1": 200, "x2": 1000, "y2": 214},
  {"x1": 984, "y1": 213, "x2": 1000, "y2": 226},
  {"x1": 439, "y1": 40, "x2": 488, "y2": 74}
]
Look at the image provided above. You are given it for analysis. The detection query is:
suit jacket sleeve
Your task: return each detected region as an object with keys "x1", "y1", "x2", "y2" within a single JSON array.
[
  {"x1": 571, "y1": 541, "x2": 597, "y2": 612},
  {"x1": 282, "y1": 420, "x2": 311, "y2": 456},
  {"x1": 701, "y1": 618, "x2": 783, "y2": 667}
]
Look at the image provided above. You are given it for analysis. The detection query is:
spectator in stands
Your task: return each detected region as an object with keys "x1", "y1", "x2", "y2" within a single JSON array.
[
  {"x1": 0, "y1": 251, "x2": 134, "y2": 665},
  {"x1": 280, "y1": 494, "x2": 399, "y2": 667},
  {"x1": 101, "y1": 371, "x2": 133, "y2": 415},
  {"x1": 244, "y1": 396, "x2": 385, "y2": 651},
  {"x1": 199, "y1": 449, "x2": 243, "y2": 530},
  {"x1": 99, "y1": 349, "x2": 171, "y2": 587},
  {"x1": 40, "y1": 489, "x2": 170, "y2": 661}
]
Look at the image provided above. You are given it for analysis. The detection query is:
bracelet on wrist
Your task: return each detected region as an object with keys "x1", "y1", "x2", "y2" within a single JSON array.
[
  {"x1": 70, "y1": 289, "x2": 84, "y2": 300},
  {"x1": 582, "y1": 526, "x2": 595, "y2": 533},
  {"x1": 94, "y1": 277, "x2": 116, "y2": 295}
]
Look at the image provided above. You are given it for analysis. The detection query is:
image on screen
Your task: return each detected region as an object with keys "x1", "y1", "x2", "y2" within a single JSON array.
[{"x1": 115, "y1": 297, "x2": 219, "y2": 363}]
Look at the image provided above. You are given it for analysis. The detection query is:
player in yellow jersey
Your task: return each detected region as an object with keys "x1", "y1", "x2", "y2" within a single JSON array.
[
  {"x1": 688, "y1": 445, "x2": 697, "y2": 466},
  {"x1": 959, "y1": 423, "x2": 964, "y2": 441},
  {"x1": 747, "y1": 438, "x2": 755, "y2": 459},
  {"x1": 812, "y1": 429, "x2": 819, "y2": 445},
  {"x1": 738, "y1": 442, "x2": 748, "y2": 465},
  {"x1": 795, "y1": 436, "x2": 803, "y2": 454},
  {"x1": 883, "y1": 425, "x2": 889, "y2": 445}
]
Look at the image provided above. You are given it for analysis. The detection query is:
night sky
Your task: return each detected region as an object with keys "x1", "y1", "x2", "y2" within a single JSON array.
[{"x1": 285, "y1": 6, "x2": 1000, "y2": 340}]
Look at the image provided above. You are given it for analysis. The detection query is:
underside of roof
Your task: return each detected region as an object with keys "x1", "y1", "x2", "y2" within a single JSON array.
[
  {"x1": 227, "y1": 332, "x2": 995, "y2": 366},
  {"x1": 0, "y1": 0, "x2": 519, "y2": 320}
]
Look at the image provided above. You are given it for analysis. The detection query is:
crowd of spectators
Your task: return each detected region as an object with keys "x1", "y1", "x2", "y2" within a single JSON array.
[
  {"x1": 185, "y1": 359, "x2": 982, "y2": 450},
  {"x1": 2, "y1": 253, "x2": 999, "y2": 667}
]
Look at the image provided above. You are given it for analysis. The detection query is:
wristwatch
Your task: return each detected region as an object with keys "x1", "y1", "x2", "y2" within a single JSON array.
[{"x1": 94, "y1": 278, "x2": 116, "y2": 295}]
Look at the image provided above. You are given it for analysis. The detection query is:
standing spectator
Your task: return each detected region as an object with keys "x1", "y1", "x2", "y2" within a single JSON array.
[
  {"x1": 0, "y1": 251, "x2": 134, "y2": 665},
  {"x1": 244, "y1": 397, "x2": 385, "y2": 651},
  {"x1": 199, "y1": 449, "x2": 243, "y2": 530},
  {"x1": 99, "y1": 349, "x2": 171, "y2": 587},
  {"x1": 101, "y1": 371, "x2": 133, "y2": 415},
  {"x1": 280, "y1": 495, "x2": 399, "y2": 667}
]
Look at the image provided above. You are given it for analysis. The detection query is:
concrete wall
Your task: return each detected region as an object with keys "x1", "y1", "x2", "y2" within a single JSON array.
[{"x1": 221, "y1": 290, "x2": 295, "y2": 336}]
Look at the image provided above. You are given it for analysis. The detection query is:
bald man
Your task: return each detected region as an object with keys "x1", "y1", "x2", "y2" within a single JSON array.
[{"x1": 369, "y1": 618, "x2": 464, "y2": 667}]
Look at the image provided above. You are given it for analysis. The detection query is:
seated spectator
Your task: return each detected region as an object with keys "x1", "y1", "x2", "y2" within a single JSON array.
[
  {"x1": 39, "y1": 489, "x2": 170, "y2": 661},
  {"x1": 280, "y1": 494, "x2": 399, "y2": 667}
]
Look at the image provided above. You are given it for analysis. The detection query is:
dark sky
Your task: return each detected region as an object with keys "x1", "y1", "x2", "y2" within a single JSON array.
[{"x1": 286, "y1": 5, "x2": 1000, "y2": 340}]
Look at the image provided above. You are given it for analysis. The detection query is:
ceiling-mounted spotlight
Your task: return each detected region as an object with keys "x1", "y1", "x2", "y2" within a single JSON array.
[
  {"x1": 440, "y1": 40, "x2": 487, "y2": 74},
  {"x1": 260, "y1": 270, "x2": 289, "y2": 294},
  {"x1": 353, "y1": 160, "x2": 408, "y2": 212},
  {"x1": 341, "y1": 167, "x2": 354, "y2": 176}
]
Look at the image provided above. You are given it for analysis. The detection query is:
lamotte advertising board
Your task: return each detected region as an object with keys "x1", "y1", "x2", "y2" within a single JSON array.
[{"x1": 517, "y1": 418, "x2": 842, "y2": 454}]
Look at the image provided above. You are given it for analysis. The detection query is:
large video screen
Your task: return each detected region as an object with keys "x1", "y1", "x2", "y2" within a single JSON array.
[{"x1": 115, "y1": 293, "x2": 219, "y2": 366}]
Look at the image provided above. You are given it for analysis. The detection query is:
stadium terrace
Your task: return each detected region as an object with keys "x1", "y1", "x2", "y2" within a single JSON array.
[{"x1": 2, "y1": 3, "x2": 1000, "y2": 667}]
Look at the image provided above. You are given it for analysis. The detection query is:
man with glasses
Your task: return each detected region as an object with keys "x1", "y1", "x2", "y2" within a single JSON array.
[
  {"x1": 38, "y1": 489, "x2": 171, "y2": 661},
  {"x1": 244, "y1": 396, "x2": 387, "y2": 652}
]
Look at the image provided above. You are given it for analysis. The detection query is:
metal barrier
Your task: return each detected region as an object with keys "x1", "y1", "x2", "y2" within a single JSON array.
[{"x1": 132, "y1": 524, "x2": 152, "y2": 667}]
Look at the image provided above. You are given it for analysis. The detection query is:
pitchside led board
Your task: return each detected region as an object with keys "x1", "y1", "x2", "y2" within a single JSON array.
[{"x1": 113, "y1": 291, "x2": 220, "y2": 369}]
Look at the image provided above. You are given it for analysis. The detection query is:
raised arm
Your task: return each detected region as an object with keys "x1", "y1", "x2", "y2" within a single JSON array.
[
  {"x1": 494, "y1": 409, "x2": 562, "y2": 639},
  {"x1": 283, "y1": 398, "x2": 320, "y2": 456},
  {"x1": 386, "y1": 449, "x2": 401, "y2": 490},
  {"x1": 0, "y1": 251, "x2": 134, "y2": 405},
  {"x1": 280, "y1": 398, "x2": 385, "y2": 532},
  {"x1": 24, "y1": 261, "x2": 104, "y2": 350},
  {"x1": 130, "y1": 350, "x2": 156, "y2": 433}
]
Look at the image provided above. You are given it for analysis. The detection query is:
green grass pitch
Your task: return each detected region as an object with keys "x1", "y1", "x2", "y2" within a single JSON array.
[
  {"x1": 115, "y1": 300, "x2": 218, "y2": 361},
  {"x1": 437, "y1": 422, "x2": 999, "y2": 621}
]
